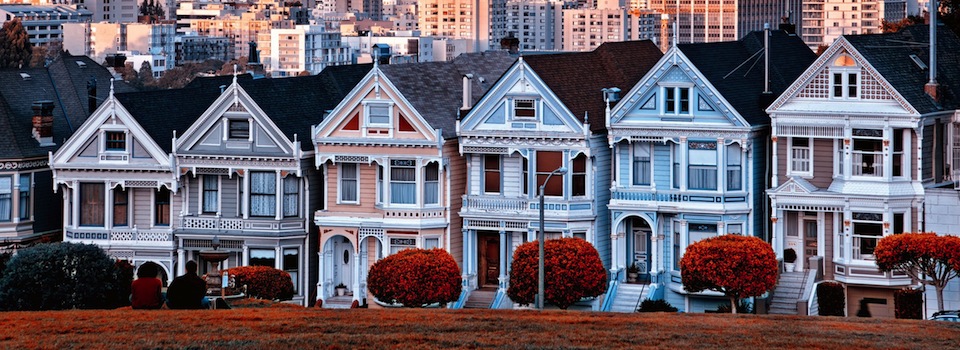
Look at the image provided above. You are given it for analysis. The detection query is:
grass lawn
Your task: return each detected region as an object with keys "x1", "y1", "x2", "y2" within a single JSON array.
[{"x1": 0, "y1": 306, "x2": 957, "y2": 349}]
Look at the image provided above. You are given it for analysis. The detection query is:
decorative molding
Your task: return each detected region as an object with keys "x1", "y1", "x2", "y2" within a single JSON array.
[
  {"x1": 460, "y1": 136, "x2": 586, "y2": 148},
  {"x1": 2, "y1": 159, "x2": 48, "y2": 171}
]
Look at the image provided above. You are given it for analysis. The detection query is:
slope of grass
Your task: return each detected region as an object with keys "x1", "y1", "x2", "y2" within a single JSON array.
[{"x1": 0, "y1": 308, "x2": 956, "y2": 349}]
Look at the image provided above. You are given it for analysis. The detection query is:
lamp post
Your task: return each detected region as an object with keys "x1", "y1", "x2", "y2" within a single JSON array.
[{"x1": 538, "y1": 166, "x2": 567, "y2": 310}]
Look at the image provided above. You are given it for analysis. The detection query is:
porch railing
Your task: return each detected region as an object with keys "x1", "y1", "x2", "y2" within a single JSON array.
[
  {"x1": 65, "y1": 227, "x2": 173, "y2": 243},
  {"x1": 179, "y1": 216, "x2": 305, "y2": 232}
]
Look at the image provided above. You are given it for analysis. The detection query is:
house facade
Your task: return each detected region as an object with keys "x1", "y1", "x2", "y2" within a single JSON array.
[
  {"x1": 767, "y1": 25, "x2": 960, "y2": 318},
  {"x1": 52, "y1": 67, "x2": 369, "y2": 305},
  {"x1": 457, "y1": 41, "x2": 662, "y2": 308},
  {"x1": 1, "y1": 56, "x2": 132, "y2": 252},
  {"x1": 312, "y1": 53, "x2": 513, "y2": 307},
  {"x1": 606, "y1": 31, "x2": 815, "y2": 312}
]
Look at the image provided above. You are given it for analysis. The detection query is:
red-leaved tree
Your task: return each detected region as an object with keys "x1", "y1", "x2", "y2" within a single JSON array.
[
  {"x1": 680, "y1": 235, "x2": 778, "y2": 314},
  {"x1": 224, "y1": 266, "x2": 295, "y2": 301},
  {"x1": 507, "y1": 237, "x2": 607, "y2": 309},
  {"x1": 875, "y1": 232, "x2": 960, "y2": 312},
  {"x1": 367, "y1": 248, "x2": 461, "y2": 307}
]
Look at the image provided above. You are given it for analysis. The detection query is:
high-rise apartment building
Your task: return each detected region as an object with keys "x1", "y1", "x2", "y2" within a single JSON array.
[
  {"x1": 269, "y1": 23, "x2": 351, "y2": 76},
  {"x1": 645, "y1": 0, "x2": 797, "y2": 44},
  {"x1": 562, "y1": 7, "x2": 628, "y2": 51},
  {"x1": 418, "y1": 0, "x2": 496, "y2": 52},
  {"x1": 191, "y1": 13, "x2": 295, "y2": 58},
  {"x1": 800, "y1": 0, "x2": 910, "y2": 50},
  {"x1": 504, "y1": 0, "x2": 562, "y2": 51},
  {"x1": 0, "y1": 4, "x2": 93, "y2": 46}
]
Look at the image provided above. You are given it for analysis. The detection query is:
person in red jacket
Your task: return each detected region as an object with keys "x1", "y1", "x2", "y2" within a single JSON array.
[{"x1": 130, "y1": 263, "x2": 164, "y2": 309}]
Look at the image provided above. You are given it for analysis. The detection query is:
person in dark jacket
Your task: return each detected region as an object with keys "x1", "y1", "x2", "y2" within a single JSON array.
[{"x1": 165, "y1": 260, "x2": 208, "y2": 309}]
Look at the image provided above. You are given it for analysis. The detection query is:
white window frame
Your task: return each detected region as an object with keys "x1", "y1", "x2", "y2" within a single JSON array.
[
  {"x1": 661, "y1": 85, "x2": 693, "y2": 116},
  {"x1": 513, "y1": 98, "x2": 537, "y2": 119},
  {"x1": 201, "y1": 175, "x2": 220, "y2": 215},
  {"x1": 389, "y1": 236, "x2": 417, "y2": 255},
  {"x1": 364, "y1": 102, "x2": 393, "y2": 126},
  {"x1": 830, "y1": 69, "x2": 860, "y2": 99},
  {"x1": 851, "y1": 129, "x2": 884, "y2": 178},
  {"x1": 423, "y1": 162, "x2": 440, "y2": 206},
  {"x1": 787, "y1": 137, "x2": 813, "y2": 177},
  {"x1": 726, "y1": 143, "x2": 743, "y2": 191},
  {"x1": 632, "y1": 142, "x2": 652, "y2": 186},
  {"x1": 422, "y1": 235, "x2": 442, "y2": 249},
  {"x1": 338, "y1": 163, "x2": 359, "y2": 204},
  {"x1": 388, "y1": 159, "x2": 417, "y2": 206},
  {"x1": 103, "y1": 130, "x2": 128, "y2": 152}
]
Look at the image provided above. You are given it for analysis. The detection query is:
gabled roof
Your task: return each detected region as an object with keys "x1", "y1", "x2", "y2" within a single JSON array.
[
  {"x1": 378, "y1": 51, "x2": 515, "y2": 138},
  {"x1": 679, "y1": 30, "x2": 816, "y2": 126},
  {"x1": 522, "y1": 40, "x2": 663, "y2": 133},
  {"x1": 116, "y1": 64, "x2": 372, "y2": 153},
  {"x1": 843, "y1": 25, "x2": 960, "y2": 113},
  {"x1": 0, "y1": 55, "x2": 136, "y2": 160}
]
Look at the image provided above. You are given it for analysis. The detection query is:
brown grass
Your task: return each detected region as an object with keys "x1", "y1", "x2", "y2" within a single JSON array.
[{"x1": 0, "y1": 307, "x2": 956, "y2": 349}]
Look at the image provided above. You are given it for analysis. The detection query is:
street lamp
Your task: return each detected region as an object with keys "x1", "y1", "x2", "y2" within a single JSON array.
[{"x1": 538, "y1": 166, "x2": 567, "y2": 310}]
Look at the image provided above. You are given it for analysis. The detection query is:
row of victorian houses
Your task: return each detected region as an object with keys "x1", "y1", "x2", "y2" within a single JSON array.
[{"x1": 2, "y1": 24, "x2": 957, "y2": 316}]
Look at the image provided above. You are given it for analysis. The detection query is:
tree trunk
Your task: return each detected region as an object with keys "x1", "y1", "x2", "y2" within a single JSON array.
[
  {"x1": 936, "y1": 285, "x2": 945, "y2": 312},
  {"x1": 730, "y1": 296, "x2": 738, "y2": 314}
]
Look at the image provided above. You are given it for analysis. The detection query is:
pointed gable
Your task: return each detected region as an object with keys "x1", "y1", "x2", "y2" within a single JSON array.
[{"x1": 521, "y1": 40, "x2": 663, "y2": 133}]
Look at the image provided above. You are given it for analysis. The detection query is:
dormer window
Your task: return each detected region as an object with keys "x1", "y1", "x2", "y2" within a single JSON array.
[
  {"x1": 832, "y1": 72, "x2": 859, "y2": 99},
  {"x1": 514, "y1": 99, "x2": 536, "y2": 118},
  {"x1": 105, "y1": 131, "x2": 126, "y2": 151},
  {"x1": 229, "y1": 119, "x2": 250, "y2": 139},
  {"x1": 368, "y1": 105, "x2": 391, "y2": 125},
  {"x1": 664, "y1": 87, "x2": 691, "y2": 115}
]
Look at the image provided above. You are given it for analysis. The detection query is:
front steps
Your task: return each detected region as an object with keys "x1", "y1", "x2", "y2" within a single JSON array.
[
  {"x1": 769, "y1": 272, "x2": 807, "y2": 315},
  {"x1": 609, "y1": 283, "x2": 652, "y2": 313},
  {"x1": 463, "y1": 287, "x2": 497, "y2": 309}
]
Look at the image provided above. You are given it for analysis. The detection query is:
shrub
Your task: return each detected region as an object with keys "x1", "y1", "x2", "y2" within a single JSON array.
[
  {"x1": 0, "y1": 242, "x2": 123, "y2": 310},
  {"x1": 225, "y1": 266, "x2": 295, "y2": 301},
  {"x1": 637, "y1": 298, "x2": 678, "y2": 312},
  {"x1": 894, "y1": 288, "x2": 923, "y2": 319},
  {"x1": 784, "y1": 248, "x2": 797, "y2": 264},
  {"x1": 507, "y1": 238, "x2": 607, "y2": 309},
  {"x1": 680, "y1": 235, "x2": 778, "y2": 314},
  {"x1": 817, "y1": 282, "x2": 845, "y2": 316},
  {"x1": 367, "y1": 248, "x2": 461, "y2": 307},
  {"x1": 114, "y1": 260, "x2": 134, "y2": 307},
  {"x1": 0, "y1": 252, "x2": 11, "y2": 279}
]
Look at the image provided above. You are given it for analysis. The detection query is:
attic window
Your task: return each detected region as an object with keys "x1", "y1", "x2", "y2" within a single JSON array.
[
  {"x1": 368, "y1": 105, "x2": 391, "y2": 125},
  {"x1": 834, "y1": 54, "x2": 856, "y2": 67},
  {"x1": 514, "y1": 99, "x2": 535, "y2": 118},
  {"x1": 105, "y1": 131, "x2": 126, "y2": 151},
  {"x1": 229, "y1": 120, "x2": 250, "y2": 139}
]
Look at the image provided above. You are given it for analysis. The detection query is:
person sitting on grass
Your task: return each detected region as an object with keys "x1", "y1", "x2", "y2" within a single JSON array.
[
  {"x1": 166, "y1": 260, "x2": 209, "y2": 309},
  {"x1": 130, "y1": 264, "x2": 164, "y2": 310}
]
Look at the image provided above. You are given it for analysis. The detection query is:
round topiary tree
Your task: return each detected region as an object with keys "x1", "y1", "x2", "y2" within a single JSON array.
[
  {"x1": 0, "y1": 242, "x2": 123, "y2": 310},
  {"x1": 874, "y1": 232, "x2": 960, "y2": 312},
  {"x1": 367, "y1": 248, "x2": 461, "y2": 307},
  {"x1": 507, "y1": 237, "x2": 607, "y2": 309},
  {"x1": 680, "y1": 235, "x2": 778, "y2": 314},
  {"x1": 224, "y1": 265, "x2": 295, "y2": 301}
]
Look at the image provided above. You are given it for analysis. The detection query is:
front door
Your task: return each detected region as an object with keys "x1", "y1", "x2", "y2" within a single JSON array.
[
  {"x1": 336, "y1": 240, "x2": 353, "y2": 292},
  {"x1": 633, "y1": 228, "x2": 650, "y2": 282},
  {"x1": 477, "y1": 231, "x2": 500, "y2": 287},
  {"x1": 802, "y1": 219, "x2": 818, "y2": 271}
]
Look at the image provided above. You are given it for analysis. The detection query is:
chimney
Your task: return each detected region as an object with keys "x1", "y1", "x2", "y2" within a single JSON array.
[
  {"x1": 32, "y1": 101, "x2": 55, "y2": 146},
  {"x1": 759, "y1": 23, "x2": 776, "y2": 109},
  {"x1": 461, "y1": 73, "x2": 474, "y2": 112},
  {"x1": 925, "y1": 0, "x2": 940, "y2": 102}
]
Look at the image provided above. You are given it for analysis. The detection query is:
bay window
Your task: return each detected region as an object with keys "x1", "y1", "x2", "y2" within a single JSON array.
[
  {"x1": 672, "y1": 221, "x2": 680, "y2": 271},
  {"x1": 424, "y1": 162, "x2": 439, "y2": 205},
  {"x1": 0, "y1": 176, "x2": 11, "y2": 222},
  {"x1": 250, "y1": 172, "x2": 276, "y2": 217},
  {"x1": 633, "y1": 143, "x2": 651, "y2": 186},
  {"x1": 483, "y1": 155, "x2": 500, "y2": 194},
  {"x1": 688, "y1": 142, "x2": 717, "y2": 190},
  {"x1": 390, "y1": 160, "x2": 416, "y2": 204},
  {"x1": 250, "y1": 248, "x2": 276, "y2": 267},
  {"x1": 155, "y1": 187, "x2": 170, "y2": 226},
  {"x1": 80, "y1": 183, "x2": 104, "y2": 226},
  {"x1": 572, "y1": 154, "x2": 586, "y2": 196},
  {"x1": 202, "y1": 175, "x2": 218, "y2": 213},
  {"x1": 536, "y1": 151, "x2": 563, "y2": 196},
  {"x1": 113, "y1": 186, "x2": 128, "y2": 227},
  {"x1": 852, "y1": 129, "x2": 883, "y2": 177},
  {"x1": 18, "y1": 175, "x2": 30, "y2": 220},
  {"x1": 340, "y1": 163, "x2": 358, "y2": 203},
  {"x1": 376, "y1": 165, "x2": 383, "y2": 204},
  {"x1": 727, "y1": 143, "x2": 742, "y2": 191},
  {"x1": 851, "y1": 212, "x2": 882, "y2": 260},
  {"x1": 283, "y1": 248, "x2": 299, "y2": 292},
  {"x1": 283, "y1": 176, "x2": 298, "y2": 217}
]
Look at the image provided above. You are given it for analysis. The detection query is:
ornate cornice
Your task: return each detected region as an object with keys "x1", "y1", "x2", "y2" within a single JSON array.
[
  {"x1": 1, "y1": 159, "x2": 48, "y2": 171},
  {"x1": 460, "y1": 135, "x2": 587, "y2": 148}
]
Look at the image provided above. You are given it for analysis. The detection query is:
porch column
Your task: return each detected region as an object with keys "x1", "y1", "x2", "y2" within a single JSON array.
[
  {"x1": 317, "y1": 248, "x2": 325, "y2": 302},
  {"x1": 274, "y1": 170, "x2": 282, "y2": 220},
  {"x1": 354, "y1": 244, "x2": 362, "y2": 302},
  {"x1": 842, "y1": 209, "x2": 852, "y2": 265},
  {"x1": 680, "y1": 137, "x2": 688, "y2": 191},
  {"x1": 771, "y1": 134, "x2": 779, "y2": 187},
  {"x1": 71, "y1": 181, "x2": 79, "y2": 229},
  {"x1": 11, "y1": 173, "x2": 20, "y2": 224},
  {"x1": 498, "y1": 229, "x2": 507, "y2": 289},
  {"x1": 105, "y1": 185, "x2": 114, "y2": 230},
  {"x1": 177, "y1": 248, "x2": 185, "y2": 276},
  {"x1": 241, "y1": 169, "x2": 250, "y2": 219},
  {"x1": 242, "y1": 245, "x2": 250, "y2": 266},
  {"x1": 843, "y1": 128, "x2": 853, "y2": 180},
  {"x1": 275, "y1": 246, "x2": 282, "y2": 270},
  {"x1": 771, "y1": 204, "x2": 782, "y2": 258},
  {"x1": 610, "y1": 227, "x2": 620, "y2": 274},
  {"x1": 650, "y1": 231, "x2": 659, "y2": 277},
  {"x1": 883, "y1": 127, "x2": 893, "y2": 180}
]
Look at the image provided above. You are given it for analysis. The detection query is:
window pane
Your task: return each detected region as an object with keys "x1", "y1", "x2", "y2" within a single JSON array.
[
  {"x1": 833, "y1": 73, "x2": 843, "y2": 97},
  {"x1": 537, "y1": 151, "x2": 564, "y2": 196},
  {"x1": 424, "y1": 163, "x2": 439, "y2": 205},
  {"x1": 424, "y1": 238, "x2": 440, "y2": 249},
  {"x1": 633, "y1": 143, "x2": 651, "y2": 186},
  {"x1": 105, "y1": 131, "x2": 125, "y2": 151},
  {"x1": 155, "y1": 188, "x2": 170, "y2": 225},
  {"x1": 18, "y1": 175, "x2": 29, "y2": 220},
  {"x1": 665, "y1": 88, "x2": 676, "y2": 112},
  {"x1": 369, "y1": 105, "x2": 390, "y2": 124},
  {"x1": 341, "y1": 163, "x2": 358, "y2": 202},
  {"x1": 250, "y1": 172, "x2": 276, "y2": 216},
  {"x1": 0, "y1": 177, "x2": 14, "y2": 222},
  {"x1": 250, "y1": 249, "x2": 276, "y2": 267},
  {"x1": 113, "y1": 187, "x2": 127, "y2": 226},
  {"x1": 847, "y1": 73, "x2": 858, "y2": 97},
  {"x1": 390, "y1": 164, "x2": 416, "y2": 204},
  {"x1": 283, "y1": 248, "x2": 298, "y2": 292},
  {"x1": 572, "y1": 154, "x2": 586, "y2": 196},
  {"x1": 514, "y1": 99, "x2": 535, "y2": 117},
  {"x1": 679, "y1": 88, "x2": 690, "y2": 113},
  {"x1": 283, "y1": 176, "x2": 298, "y2": 217},
  {"x1": 80, "y1": 183, "x2": 104, "y2": 226},
  {"x1": 203, "y1": 176, "x2": 218, "y2": 213},
  {"x1": 229, "y1": 120, "x2": 249, "y2": 139},
  {"x1": 727, "y1": 144, "x2": 742, "y2": 191},
  {"x1": 484, "y1": 155, "x2": 500, "y2": 193}
]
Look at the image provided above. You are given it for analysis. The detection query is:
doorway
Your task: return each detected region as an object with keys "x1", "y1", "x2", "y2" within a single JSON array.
[
  {"x1": 477, "y1": 231, "x2": 500, "y2": 287},
  {"x1": 630, "y1": 217, "x2": 652, "y2": 283},
  {"x1": 802, "y1": 218, "x2": 818, "y2": 271}
]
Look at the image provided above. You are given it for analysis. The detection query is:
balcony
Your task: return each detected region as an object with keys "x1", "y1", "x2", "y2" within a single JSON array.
[
  {"x1": 178, "y1": 216, "x2": 306, "y2": 235},
  {"x1": 461, "y1": 195, "x2": 594, "y2": 219},
  {"x1": 314, "y1": 207, "x2": 448, "y2": 228},
  {"x1": 611, "y1": 188, "x2": 748, "y2": 206},
  {"x1": 65, "y1": 227, "x2": 173, "y2": 246}
]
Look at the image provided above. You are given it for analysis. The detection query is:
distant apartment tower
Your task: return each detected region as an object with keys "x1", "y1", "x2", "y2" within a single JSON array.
[
  {"x1": 418, "y1": 0, "x2": 496, "y2": 51},
  {"x1": 191, "y1": 13, "x2": 295, "y2": 59},
  {"x1": 62, "y1": 22, "x2": 125, "y2": 64},
  {"x1": 177, "y1": 35, "x2": 235, "y2": 64},
  {"x1": 74, "y1": 0, "x2": 140, "y2": 22},
  {"x1": 645, "y1": 0, "x2": 795, "y2": 43},
  {"x1": 561, "y1": 7, "x2": 628, "y2": 52},
  {"x1": 738, "y1": 0, "x2": 803, "y2": 37},
  {"x1": 627, "y1": 9, "x2": 662, "y2": 44},
  {"x1": 504, "y1": 0, "x2": 562, "y2": 51},
  {"x1": 0, "y1": 4, "x2": 93, "y2": 46},
  {"x1": 800, "y1": 0, "x2": 909, "y2": 49},
  {"x1": 269, "y1": 23, "x2": 351, "y2": 77}
]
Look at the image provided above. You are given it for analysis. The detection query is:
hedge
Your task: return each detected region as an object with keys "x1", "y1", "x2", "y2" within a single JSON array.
[
  {"x1": 367, "y1": 248, "x2": 461, "y2": 307},
  {"x1": 225, "y1": 266, "x2": 295, "y2": 301}
]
